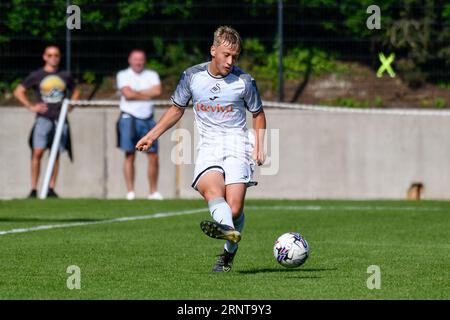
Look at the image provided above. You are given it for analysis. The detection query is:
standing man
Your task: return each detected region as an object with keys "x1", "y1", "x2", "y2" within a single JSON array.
[
  {"x1": 136, "y1": 26, "x2": 266, "y2": 272},
  {"x1": 14, "y1": 45, "x2": 80, "y2": 198},
  {"x1": 116, "y1": 49, "x2": 163, "y2": 200}
]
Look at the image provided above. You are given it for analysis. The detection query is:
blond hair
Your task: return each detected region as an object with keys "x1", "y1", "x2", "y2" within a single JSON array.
[{"x1": 213, "y1": 26, "x2": 242, "y2": 52}]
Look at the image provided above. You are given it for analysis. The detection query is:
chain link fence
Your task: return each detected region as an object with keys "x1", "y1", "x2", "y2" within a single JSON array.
[{"x1": 1, "y1": 1, "x2": 449, "y2": 105}]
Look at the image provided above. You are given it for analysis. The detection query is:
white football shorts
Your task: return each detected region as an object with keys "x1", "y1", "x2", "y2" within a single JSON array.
[{"x1": 191, "y1": 147, "x2": 256, "y2": 190}]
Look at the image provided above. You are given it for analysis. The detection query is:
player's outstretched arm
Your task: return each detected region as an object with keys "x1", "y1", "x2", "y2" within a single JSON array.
[
  {"x1": 252, "y1": 109, "x2": 266, "y2": 166},
  {"x1": 135, "y1": 105, "x2": 185, "y2": 152}
]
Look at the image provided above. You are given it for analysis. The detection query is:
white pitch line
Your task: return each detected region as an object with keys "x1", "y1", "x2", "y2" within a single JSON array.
[
  {"x1": 314, "y1": 239, "x2": 450, "y2": 249},
  {"x1": 0, "y1": 208, "x2": 207, "y2": 237},
  {"x1": 0, "y1": 204, "x2": 447, "y2": 237},
  {"x1": 246, "y1": 205, "x2": 445, "y2": 212}
]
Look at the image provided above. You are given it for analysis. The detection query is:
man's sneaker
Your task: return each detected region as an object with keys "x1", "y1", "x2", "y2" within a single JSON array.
[
  {"x1": 28, "y1": 189, "x2": 37, "y2": 198},
  {"x1": 148, "y1": 191, "x2": 164, "y2": 200},
  {"x1": 126, "y1": 191, "x2": 135, "y2": 200},
  {"x1": 47, "y1": 188, "x2": 59, "y2": 198},
  {"x1": 212, "y1": 249, "x2": 238, "y2": 273},
  {"x1": 200, "y1": 220, "x2": 241, "y2": 244}
]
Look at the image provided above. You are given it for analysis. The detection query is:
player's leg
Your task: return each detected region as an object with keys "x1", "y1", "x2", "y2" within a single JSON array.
[
  {"x1": 210, "y1": 153, "x2": 254, "y2": 272},
  {"x1": 226, "y1": 183, "x2": 246, "y2": 220},
  {"x1": 211, "y1": 183, "x2": 246, "y2": 272},
  {"x1": 224, "y1": 183, "x2": 247, "y2": 253},
  {"x1": 197, "y1": 170, "x2": 225, "y2": 202},
  {"x1": 197, "y1": 170, "x2": 229, "y2": 226},
  {"x1": 197, "y1": 171, "x2": 241, "y2": 243}
]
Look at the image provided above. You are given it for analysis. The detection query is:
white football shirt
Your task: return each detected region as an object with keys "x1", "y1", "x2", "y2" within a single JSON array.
[
  {"x1": 171, "y1": 62, "x2": 263, "y2": 156},
  {"x1": 117, "y1": 67, "x2": 161, "y2": 119}
]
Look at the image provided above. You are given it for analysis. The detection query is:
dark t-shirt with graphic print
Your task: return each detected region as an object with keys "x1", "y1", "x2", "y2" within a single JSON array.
[{"x1": 22, "y1": 68, "x2": 75, "y2": 120}]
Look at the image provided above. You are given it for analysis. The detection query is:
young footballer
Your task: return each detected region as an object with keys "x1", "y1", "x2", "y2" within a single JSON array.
[{"x1": 136, "y1": 26, "x2": 266, "y2": 272}]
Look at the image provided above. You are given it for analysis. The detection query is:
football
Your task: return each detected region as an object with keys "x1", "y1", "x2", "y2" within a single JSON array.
[{"x1": 273, "y1": 232, "x2": 309, "y2": 268}]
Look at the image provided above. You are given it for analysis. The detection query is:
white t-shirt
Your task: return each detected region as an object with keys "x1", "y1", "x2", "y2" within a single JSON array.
[{"x1": 117, "y1": 67, "x2": 161, "y2": 119}]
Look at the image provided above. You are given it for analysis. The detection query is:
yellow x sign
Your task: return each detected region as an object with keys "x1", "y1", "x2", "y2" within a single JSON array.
[{"x1": 377, "y1": 53, "x2": 396, "y2": 78}]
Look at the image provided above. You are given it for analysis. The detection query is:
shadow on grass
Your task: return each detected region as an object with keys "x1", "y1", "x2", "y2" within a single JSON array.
[
  {"x1": 0, "y1": 217, "x2": 104, "y2": 223},
  {"x1": 237, "y1": 267, "x2": 337, "y2": 275}
]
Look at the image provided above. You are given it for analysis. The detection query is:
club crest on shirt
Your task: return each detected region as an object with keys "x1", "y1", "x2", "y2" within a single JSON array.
[{"x1": 210, "y1": 83, "x2": 221, "y2": 94}]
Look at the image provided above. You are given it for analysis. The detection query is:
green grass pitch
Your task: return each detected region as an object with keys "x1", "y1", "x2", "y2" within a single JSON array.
[{"x1": 0, "y1": 199, "x2": 448, "y2": 299}]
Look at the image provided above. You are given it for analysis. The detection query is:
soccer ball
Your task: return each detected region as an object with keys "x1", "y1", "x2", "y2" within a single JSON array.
[{"x1": 273, "y1": 232, "x2": 309, "y2": 268}]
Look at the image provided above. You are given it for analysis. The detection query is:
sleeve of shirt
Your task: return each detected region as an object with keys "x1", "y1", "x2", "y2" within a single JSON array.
[
  {"x1": 21, "y1": 71, "x2": 38, "y2": 89},
  {"x1": 243, "y1": 76, "x2": 263, "y2": 114},
  {"x1": 116, "y1": 71, "x2": 127, "y2": 90},
  {"x1": 151, "y1": 71, "x2": 161, "y2": 86},
  {"x1": 170, "y1": 70, "x2": 192, "y2": 108}
]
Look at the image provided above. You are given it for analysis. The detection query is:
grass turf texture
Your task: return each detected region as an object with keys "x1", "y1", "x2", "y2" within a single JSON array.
[{"x1": 0, "y1": 199, "x2": 448, "y2": 299}]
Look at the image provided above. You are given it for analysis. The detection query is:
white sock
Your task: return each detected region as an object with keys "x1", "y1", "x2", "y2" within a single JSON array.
[
  {"x1": 208, "y1": 197, "x2": 234, "y2": 228},
  {"x1": 225, "y1": 213, "x2": 245, "y2": 253}
]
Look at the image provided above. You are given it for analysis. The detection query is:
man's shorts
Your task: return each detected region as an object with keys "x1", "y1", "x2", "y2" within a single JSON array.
[
  {"x1": 118, "y1": 113, "x2": 158, "y2": 153},
  {"x1": 31, "y1": 116, "x2": 69, "y2": 153},
  {"x1": 191, "y1": 147, "x2": 256, "y2": 190}
]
